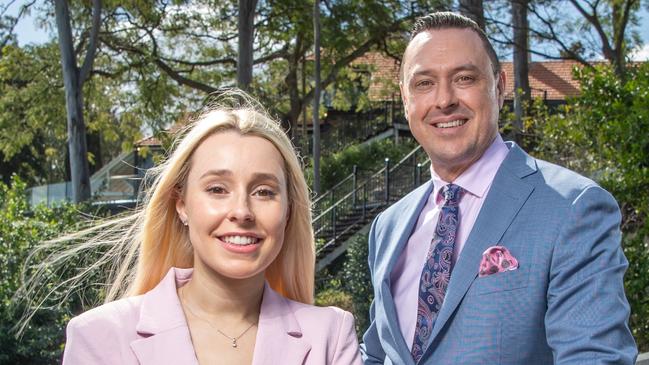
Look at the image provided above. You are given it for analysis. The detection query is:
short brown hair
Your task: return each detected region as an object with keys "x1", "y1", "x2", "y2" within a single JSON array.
[{"x1": 402, "y1": 12, "x2": 500, "y2": 79}]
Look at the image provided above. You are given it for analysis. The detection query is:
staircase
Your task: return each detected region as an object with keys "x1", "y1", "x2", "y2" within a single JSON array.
[{"x1": 313, "y1": 145, "x2": 431, "y2": 272}]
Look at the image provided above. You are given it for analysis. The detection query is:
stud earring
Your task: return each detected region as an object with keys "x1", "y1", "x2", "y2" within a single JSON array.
[{"x1": 182, "y1": 219, "x2": 188, "y2": 226}]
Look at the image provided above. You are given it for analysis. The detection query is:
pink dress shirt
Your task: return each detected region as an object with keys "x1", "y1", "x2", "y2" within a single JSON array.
[{"x1": 389, "y1": 135, "x2": 510, "y2": 348}]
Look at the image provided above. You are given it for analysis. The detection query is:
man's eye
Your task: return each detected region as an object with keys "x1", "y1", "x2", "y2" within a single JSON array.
[
  {"x1": 456, "y1": 75, "x2": 475, "y2": 84},
  {"x1": 414, "y1": 80, "x2": 434, "y2": 89}
]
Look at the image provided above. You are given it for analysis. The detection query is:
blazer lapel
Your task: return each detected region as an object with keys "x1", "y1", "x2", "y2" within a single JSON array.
[
  {"x1": 251, "y1": 283, "x2": 310, "y2": 365},
  {"x1": 424, "y1": 143, "x2": 537, "y2": 354},
  {"x1": 130, "y1": 268, "x2": 199, "y2": 365},
  {"x1": 377, "y1": 181, "x2": 433, "y2": 365}
]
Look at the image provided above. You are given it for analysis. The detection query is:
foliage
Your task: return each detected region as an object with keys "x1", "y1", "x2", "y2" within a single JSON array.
[
  {"x1": 0, "y1": 176, "x2": 86, "y2": 364},
  {"x1": 0, "y1": 41, "x2": 145, "y2": 186},
  {"x1": 309, "y1": 138, "x2": 417, "y2": 192},
  {"x1": 530, "y1": 62, "x2": 649, "y2": 350},
  {"x1": 486, "y1": 0, "x2": 644, "y2": 77},
  {"x1": 1, "y1": 0, "x2": 451, "y2": 187},
  {"x1": 342, "y1": 230, "x2": 373, "y2": 337},
  {"x1": 314, "y1": 279, "x2": 354, "y2": 313}
]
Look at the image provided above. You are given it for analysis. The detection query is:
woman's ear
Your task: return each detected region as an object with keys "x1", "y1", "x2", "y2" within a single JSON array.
[{"x1": 175, "y1": 187, "x2": 188, "y2": 224}]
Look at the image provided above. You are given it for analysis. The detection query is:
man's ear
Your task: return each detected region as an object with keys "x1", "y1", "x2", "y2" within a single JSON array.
[
  {"x1": 496, "y1": 70, "x2": 506, "y2": 109},
  {"x1": 399, "y1": 82, "x2": 408, "y2": 116}
]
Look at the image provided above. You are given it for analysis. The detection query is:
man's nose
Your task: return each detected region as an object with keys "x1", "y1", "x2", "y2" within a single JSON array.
[
  {"x1": 434, "y1": 81, "x2": 458, "y2": 110},
  {"x1": 227, "y1": 195, "x2": 255, "y2": 222}
]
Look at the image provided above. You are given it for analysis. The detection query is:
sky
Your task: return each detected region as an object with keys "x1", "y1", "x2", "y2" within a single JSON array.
[{"x1": 4, "y1": 0, "x2": 649, "y2": 60}]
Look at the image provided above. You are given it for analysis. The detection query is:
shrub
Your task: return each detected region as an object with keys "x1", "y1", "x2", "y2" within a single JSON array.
[
  {"x1": 0, "y1": 176, "x2": 86, "y2": 364},
  {"x1": 342, "y1": 231, "x2": 373, "y2": 337},
  {"x1": 306, "y1": 138, "x2": 417, "y2": 191}
]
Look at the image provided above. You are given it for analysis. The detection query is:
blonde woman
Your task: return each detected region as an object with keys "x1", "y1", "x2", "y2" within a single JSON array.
[{"x1": 31, "y1": 95, "x2": 361, "y2": 364}]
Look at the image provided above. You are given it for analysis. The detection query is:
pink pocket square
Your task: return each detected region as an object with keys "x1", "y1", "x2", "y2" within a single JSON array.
[{"x1": 479, "y1": 246, "x2": 519, "y2": 277}]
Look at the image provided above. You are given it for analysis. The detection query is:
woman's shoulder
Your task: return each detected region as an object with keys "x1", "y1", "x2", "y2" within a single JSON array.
[
  {"x1": 67, "y1": 295, "x2": 144, "y2": 336},
  {"x1": 284, "y1": 298, "x2": 355, "y2": 331},
  {"x1": 62, "y1": 296, "x2": 145, "y2": 364},
  {"x1": 281, "y1": 298, "x2": 362, "y2": 364}
]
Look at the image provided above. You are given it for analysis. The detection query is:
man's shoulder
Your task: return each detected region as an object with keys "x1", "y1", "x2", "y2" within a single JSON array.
[
  {"x1": 530, "y1": 155, "x2": 603, "y2": 201},
  {"x1": 377, "y1": 181, "x2": 431, "y2": 221}
]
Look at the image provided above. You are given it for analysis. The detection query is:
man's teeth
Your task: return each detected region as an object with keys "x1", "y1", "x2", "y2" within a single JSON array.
[
  {"x1": 436, "y1": 119, "x2": 466, "y2": 128},
  {"x1": 221, "y1": 236, "x2": 259, "y2": 245}
]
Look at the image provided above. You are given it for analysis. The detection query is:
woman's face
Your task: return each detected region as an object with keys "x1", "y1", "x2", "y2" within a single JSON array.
[{"x1": 176, "y1": 131, "x2": 290, "y2": 282}]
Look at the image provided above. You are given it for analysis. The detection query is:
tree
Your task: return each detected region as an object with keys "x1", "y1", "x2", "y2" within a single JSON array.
[
  {"x1": 97, "y1": 1, "x2": 438, "y2": 134},
  {"x1": 237, "y1": 0, "x2": 258, "y2": 90},
  {"x1": 459, "y1": 0, "x2": 485, "y2": 30},
  {"x1": 1, "y1": 1, "x2": 35, "y2": 51},
  {"x1": 312, "y1": 0, "x2": 321, "y2": 195},
  {"x1": 54, "y1": 0, "x2": 101, "y2": 202},
  {"x1": 511, "y1": 0, "x2": 530, "y2": 144},
  {"x1": 486, "y1": 0, "x2": 643, "y2": 78}
]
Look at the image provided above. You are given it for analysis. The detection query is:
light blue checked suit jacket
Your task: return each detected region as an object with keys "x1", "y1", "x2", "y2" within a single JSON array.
[{"x1": 361, "y1": 142, "x2": 637, "y2": 365}]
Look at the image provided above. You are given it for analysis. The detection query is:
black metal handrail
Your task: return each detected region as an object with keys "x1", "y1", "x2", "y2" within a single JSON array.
[{"x1": 313, "y1": 145, "x2": 431, "y2": 271}]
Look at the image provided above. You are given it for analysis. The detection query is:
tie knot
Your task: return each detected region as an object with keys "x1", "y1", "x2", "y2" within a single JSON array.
[{"x1": 441, "y1": 184, "x2": 464, "y2": 206}]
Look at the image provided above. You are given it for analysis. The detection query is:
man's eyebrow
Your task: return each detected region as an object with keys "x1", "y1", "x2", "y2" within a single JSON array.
[
  {"x1": 410, "y1": 63, "x2": 482, "y2": 79},
  {"x1": 452, "y1": 63, "x2": 481, "y2": 73}
]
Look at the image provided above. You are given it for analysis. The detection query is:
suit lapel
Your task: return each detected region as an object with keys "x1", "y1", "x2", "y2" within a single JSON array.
[
  {"x1": 251, "y1": 283, "x2": 311, "y2": 365},
  {"x1": 424, "y1": 144, "x2": 537, "y2": 354},
  {"x1": 377, "y1": 181, "x2": 434, "y2": 364},
  {"x1": 130, "y1": 268, "x2": 199, "y2": 365}
]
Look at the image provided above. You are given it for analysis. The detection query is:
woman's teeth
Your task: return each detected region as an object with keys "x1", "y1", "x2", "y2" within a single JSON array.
[{"x1": 221, "y1": 236, "x2": 259, "y2": 245}]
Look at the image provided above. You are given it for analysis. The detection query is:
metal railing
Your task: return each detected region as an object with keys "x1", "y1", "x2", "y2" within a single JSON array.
[
  {"x1": 313, "y1": 145, "x2": 430, "y2": 271},
  {"x1": 294, "y1": 101, "x2": 405, "y2": 155}
]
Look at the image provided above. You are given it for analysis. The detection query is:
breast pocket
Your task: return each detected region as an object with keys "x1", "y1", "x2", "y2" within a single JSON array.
[{"x1": 470, "y1": 266, "x2": 530, "y2": 296}]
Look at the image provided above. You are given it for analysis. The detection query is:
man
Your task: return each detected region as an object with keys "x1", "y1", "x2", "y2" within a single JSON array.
[{"x1": 361, "y1": 12, "x2": 637, "y2": 365}]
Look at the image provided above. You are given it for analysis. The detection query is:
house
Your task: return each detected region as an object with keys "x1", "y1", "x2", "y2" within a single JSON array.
[{"x1": 358, "y1": 52, "x2": 582, "y2": 106}]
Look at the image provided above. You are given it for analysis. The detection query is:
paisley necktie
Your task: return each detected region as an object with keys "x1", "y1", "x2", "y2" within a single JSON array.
[{"x1": 411, "y1": 183, "x2": 465, "y2": 363}]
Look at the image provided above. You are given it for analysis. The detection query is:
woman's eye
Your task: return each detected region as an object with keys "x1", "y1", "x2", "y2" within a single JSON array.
[
  {"x1": 207, "y1": 186, "x2": 226, "y2": 194},
  {"x1": 254, "y1": 188, "x2": 276, "y2": 198}
]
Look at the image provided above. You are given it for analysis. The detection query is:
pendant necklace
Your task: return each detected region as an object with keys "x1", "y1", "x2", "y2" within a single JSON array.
[{"x1": 180, "y1": 288, "x2": 257, "y2": 348}]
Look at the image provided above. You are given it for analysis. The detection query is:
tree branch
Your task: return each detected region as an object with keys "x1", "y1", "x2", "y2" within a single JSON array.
[
  {"x1": 614, "y1": 0, "x2": 637, "y2": 56},
  {"x1": 78, "y1": 0, "x2": 101, "y2": 84},
  {"x1": 568, "y1": 0, "x2": 615, "y2": 60},
  {"x1": 152, "y1": 58, "x2": 218, "y2": 93},
  {"x1": 0, "y1": 0, "x2": 36, "y2": 50}
]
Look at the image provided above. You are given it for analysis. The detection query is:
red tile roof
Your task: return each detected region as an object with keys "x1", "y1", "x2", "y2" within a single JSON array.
[{"x1": 358, "y1": 52, "x2": 585, "y2": 102}]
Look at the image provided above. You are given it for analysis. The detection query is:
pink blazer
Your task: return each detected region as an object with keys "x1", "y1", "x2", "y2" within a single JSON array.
[{"x1": 62, "y1": 268, "x2": 361, "y2": 364}]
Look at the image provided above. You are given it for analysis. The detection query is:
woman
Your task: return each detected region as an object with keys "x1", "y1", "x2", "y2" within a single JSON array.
[{"x1": 52, "y1": 95, "x2": 361, "y2": 364}]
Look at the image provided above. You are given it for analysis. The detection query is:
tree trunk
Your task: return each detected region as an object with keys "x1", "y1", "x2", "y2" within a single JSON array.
[
  {"x1": 55, "y1": 0, "x2": 95, "y2": 202},
  {"x1": 459, "y1": 0, "x2": 485, "y2": 31},
  {"x1": 301, "y1": 56, "x2": 307, "y2": 150},
  {"x1": 237, "y1": 0, "x2": 258, "y2": 90},
  {"x1": 312, "y1": 0, "x2": 321, "y2": 196},
  {"x1": 512, "y1": 0, "x2": 530, "y2": 145},
  {"x1": 285, "y1": 34, "x2": 303, "y2": 140}
]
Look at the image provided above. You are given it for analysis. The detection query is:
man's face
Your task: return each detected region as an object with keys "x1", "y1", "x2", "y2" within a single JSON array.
[{"x1": 400, "y1": 28, "x2": 505, "y2": 181}]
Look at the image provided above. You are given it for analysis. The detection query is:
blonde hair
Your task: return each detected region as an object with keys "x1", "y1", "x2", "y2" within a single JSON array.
[{"x1": 17, "y1": 92, "x2": 314, "y2": 332}]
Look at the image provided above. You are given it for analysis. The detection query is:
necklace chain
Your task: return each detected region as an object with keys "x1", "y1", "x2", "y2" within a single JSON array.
[{"x1": 180, "y1": 287, "x2": 257, "y2": 348}]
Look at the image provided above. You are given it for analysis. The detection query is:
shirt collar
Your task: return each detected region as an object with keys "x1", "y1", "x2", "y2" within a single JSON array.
[{"x1": 429, "y1": 134, "x2": 509, "y2": 203}]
